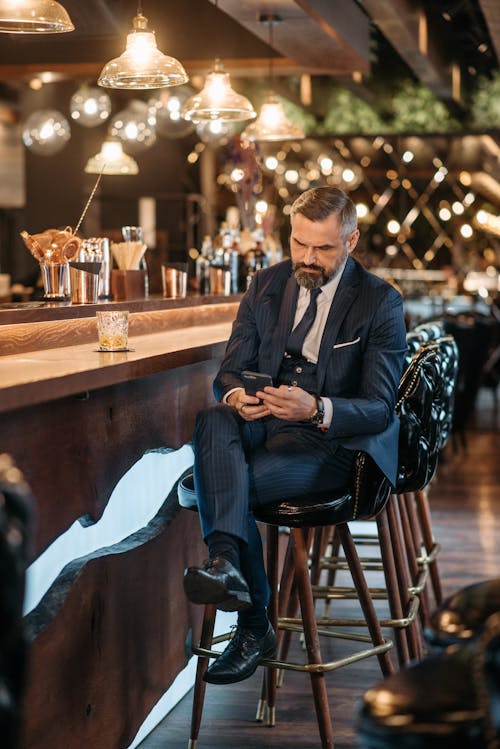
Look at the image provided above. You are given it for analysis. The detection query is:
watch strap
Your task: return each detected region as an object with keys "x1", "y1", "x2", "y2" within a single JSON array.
[{"x1": 308, "y1": 395, "x2": 324, "y2": 425}]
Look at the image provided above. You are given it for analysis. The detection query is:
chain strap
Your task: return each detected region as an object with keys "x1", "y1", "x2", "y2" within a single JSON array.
[
  {"x1": 352, "y1": 452, "x2": 365, "y2": 519},
  {"x1": 396, "y1": 342, "x2": 439, "y2": 412}
]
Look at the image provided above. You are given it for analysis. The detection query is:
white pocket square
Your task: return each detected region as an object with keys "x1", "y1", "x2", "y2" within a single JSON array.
[{"x1": 333, "y1": 336, "x2": 361, "y2": 349}]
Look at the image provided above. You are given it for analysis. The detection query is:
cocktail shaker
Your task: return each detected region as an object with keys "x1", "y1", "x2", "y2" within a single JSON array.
[{"x1": 79, "y1": 237, "x2": 111, "y2": 299}]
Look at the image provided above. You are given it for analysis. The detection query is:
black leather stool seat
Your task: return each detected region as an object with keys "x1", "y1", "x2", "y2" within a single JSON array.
[
  {"x1": 177, "y1": 471, "x2": 198, "y2": 511},
  {"x1": 179, "y1": 451, "x2": 390, "y2": 527},
  {"x1": 254, "y1": 453, "x2": 391, "y2": 528},
  {"x1": 426, "y1": 578, "x2": 500, "y2": 648},
  {"x1": 357, "y1": 611, "x2": 500, "y2": 749}
]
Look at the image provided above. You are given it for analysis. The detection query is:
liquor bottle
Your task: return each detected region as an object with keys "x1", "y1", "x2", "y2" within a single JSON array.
[
  {"x1": 243, "y1": 228, "x2": 270, "y2": 289},
  {"x1": 196, "y1": 235, "x2": 213, "y2": 295}
]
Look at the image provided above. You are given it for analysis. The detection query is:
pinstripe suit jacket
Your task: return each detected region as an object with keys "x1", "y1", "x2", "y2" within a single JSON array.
[{"x1": 214, "y1": 257, "x2": 407, "y2": 486}]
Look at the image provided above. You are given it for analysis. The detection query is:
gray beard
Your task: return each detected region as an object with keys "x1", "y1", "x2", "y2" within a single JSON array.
[{"x1": 293, "y1": 258, "x2": 345, "y2": 289}]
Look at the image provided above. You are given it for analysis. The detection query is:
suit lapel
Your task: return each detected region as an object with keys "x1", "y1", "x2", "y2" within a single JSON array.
[
  {"x1": 317, "y1": 258, "x2": 360, "y2": 390},
  {"x1": 269, "y1": 273, "x2": 299, "y2": 375}
]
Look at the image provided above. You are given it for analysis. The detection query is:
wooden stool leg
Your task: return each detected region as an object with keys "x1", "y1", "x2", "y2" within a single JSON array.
[
  {"x1": 416, "y1": 488, "x2": 443, "y2": 605},
  {"x1": 277, "y1": 583, "x2": 300, "y2": 677},
  {"x1": 189, "y1": 603, "x2": 216, "y2": 749},
  {"x1": 376, "y1": 506, "x2": 410, "y2": 666},
  {"x1": 324, "y1": 528, "x2": 342, "y2": 616},
  {"x1": 266, "y1": 525, "x2": 280, "y2": 727},
  {"x1": 397, "y1": 494, "x2": 429, "y2": 627},
  {"x1": 310, "y1": 526, "x2": 332, "y2": 586},
  {"x1": 403, "y1": 491, "x2": 432, "y2": 627},
  {"x1": 292, "y1": 527, "x2": 334, "y2": 749},
  {"x1": 337, "y1": 524, "x2": 394, "y2": 677},
  {"x1": 276, "y1": 536, "x2": 300, "y2": 683},
  {"x1": 386, "y1": 498, "x2": 423, "y2": 662}
]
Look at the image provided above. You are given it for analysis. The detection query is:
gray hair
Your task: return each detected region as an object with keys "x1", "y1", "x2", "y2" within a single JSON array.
[{"x1": 290, "y1": 187, "x2": 358, "y2": 240}]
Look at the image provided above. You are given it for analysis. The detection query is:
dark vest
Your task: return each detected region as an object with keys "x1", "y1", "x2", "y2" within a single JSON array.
[{"x1": 277, "y1": 353, "x2": 318, "y2": 394}]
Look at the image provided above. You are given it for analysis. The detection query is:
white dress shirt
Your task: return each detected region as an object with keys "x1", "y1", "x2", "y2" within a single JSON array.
[{"x1": 290, "y1": 262, "x2": 347, "y2": 427}]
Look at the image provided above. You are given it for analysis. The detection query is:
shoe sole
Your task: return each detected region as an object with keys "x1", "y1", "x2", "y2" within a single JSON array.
[
  {"x1": 183, "y1": 569, "x2": 252, "y2": 612},
  {"x1": 203, "y1": 643, "x2": 277, "y2": 685}
]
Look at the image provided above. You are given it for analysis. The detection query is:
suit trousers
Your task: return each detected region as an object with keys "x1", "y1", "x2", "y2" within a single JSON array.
[{"x1": 193, "y1": 403, "x2": 355, "y2": 609}]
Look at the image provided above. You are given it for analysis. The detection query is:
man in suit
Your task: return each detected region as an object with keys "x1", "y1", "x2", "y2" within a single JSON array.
[{"x1": 184, "y1": 186, "x2": 407, "y2": 685}]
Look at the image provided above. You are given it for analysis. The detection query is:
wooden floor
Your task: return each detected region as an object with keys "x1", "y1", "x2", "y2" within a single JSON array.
[{"x1": 139, "y1": 390, "x2": 500, "y2": 749}]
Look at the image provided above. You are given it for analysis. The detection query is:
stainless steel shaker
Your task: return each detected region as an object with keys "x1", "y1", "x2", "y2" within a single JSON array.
[{"x1": 79, "y1": 237, "x2": 111, "y2": 299}]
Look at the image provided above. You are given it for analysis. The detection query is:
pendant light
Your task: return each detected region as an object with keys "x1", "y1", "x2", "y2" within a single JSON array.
[
  {"x1": 242, "y1": 15, "x2": 305, "y2": 142},
  {"x1": 182, "y1": 58, "x2": 256, "y2": 123},
  {"x1": 70, "y1": 84, "x2": 112, "y2": 127},
  {"x1": 22, "y1": 109, "x2": 71, "y2": 155},
  {"x1": 0, "y1": 0, "x2": 74, "y2": 33},
  {"x1": 242, "y1": 95, "x2": 305, "y2": 142},
  {"x1": 98, "y1": 2, "x2": 188, "y2": 90},
  {"x1": 84, "y1": 139, "x2": 139, "y2": 176},
  {"x1": 181, "y1": 1, "x2": 254, "y2": 123}
]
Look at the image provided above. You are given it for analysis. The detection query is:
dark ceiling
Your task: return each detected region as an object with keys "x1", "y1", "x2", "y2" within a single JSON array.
[{"x1": 0, "y1": 0, "x2": 498, "y2": 118}]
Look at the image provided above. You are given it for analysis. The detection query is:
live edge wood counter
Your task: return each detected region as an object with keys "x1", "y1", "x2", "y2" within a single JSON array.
[{"x1": 0, "y1": 298, "x2": 239, "y2": 749}]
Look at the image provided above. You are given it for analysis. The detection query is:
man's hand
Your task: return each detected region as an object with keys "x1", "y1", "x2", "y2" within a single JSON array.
[
  {"x1": 259, "y1": 385, "x2": 316, "y2": 422},
  {"x1": 227, "y1": 388, "x2": 271, "y2": 421}
]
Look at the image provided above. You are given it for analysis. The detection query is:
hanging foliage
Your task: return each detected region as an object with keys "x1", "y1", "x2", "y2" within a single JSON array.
[
  {"x1": 319, "y1": 88, "x2": 385, "y2": 135},
  {"x1": 391, "y1": 80, "x2": 460, "y2": 132},
  {"x1": 471, "y1": 71, "x2": 500, "y2": 129}
]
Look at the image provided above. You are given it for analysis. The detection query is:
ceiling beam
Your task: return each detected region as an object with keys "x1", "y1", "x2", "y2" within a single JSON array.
[
  {"x1": 361, "y1": 0, "x2": 456, "y2": 101},
  {"x1": 0, "y1": 58, "x2": 308, "y2": 85},
  {"x1": 478, "y1": 0, "x2": 500, "y2": 64},
  {"x1": 212, "y1": 0, "x2": 371, "y2": 75}
]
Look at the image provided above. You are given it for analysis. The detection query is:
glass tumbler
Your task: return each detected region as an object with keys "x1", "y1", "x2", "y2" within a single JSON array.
[{"x1": 96, "y1": 310, "x2": 129, "y2": 351}]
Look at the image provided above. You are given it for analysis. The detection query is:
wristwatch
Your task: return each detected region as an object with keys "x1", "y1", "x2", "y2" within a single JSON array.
[{"x1": 307, "y1": 395, "x2": 325, "y2": 426}]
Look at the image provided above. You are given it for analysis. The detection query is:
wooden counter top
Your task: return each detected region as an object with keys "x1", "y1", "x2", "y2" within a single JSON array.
[
  {"x1": 0, "y1": 300, "x2": 238, "y2": 413},
  {"x1": 0, "y1": 293, "x2": 241, "y2": 325}
]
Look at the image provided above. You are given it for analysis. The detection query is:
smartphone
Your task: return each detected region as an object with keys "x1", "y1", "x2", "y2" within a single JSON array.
[{"x1": 241, "y1": 370, "x2": 273, "y2": 397}]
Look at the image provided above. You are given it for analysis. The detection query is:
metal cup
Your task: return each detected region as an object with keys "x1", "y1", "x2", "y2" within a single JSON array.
[
  {"x1": 69, "y1": 262, "x2": 101, "y2": 304},
  {"x1": 209, "y1": 266, "x2": 231, "y2": 296},
  {"x1": 39, "y1": 262, "x2": 70, "y2": 300},
  {"x1": 79, "y1": 237, "x2": 111, "y2": 299},
  {"x1": 161, "y1": 263, "x2": 188, "y2": 298}
]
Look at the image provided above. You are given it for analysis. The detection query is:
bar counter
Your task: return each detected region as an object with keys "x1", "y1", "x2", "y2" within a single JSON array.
[
  {"x1": 0, "y1": 296, "x2": 238, "y2": 412},
  {"x1": 0, "y1": 295, "x2": 239, "y2": 749}
]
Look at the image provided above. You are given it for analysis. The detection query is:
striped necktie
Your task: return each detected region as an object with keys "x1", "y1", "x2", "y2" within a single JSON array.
[{"x1": 286, "y1": 287, "x2": 322, "y2": 357}]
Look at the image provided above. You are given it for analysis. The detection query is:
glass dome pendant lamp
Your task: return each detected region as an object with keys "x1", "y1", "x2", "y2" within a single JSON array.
[
  {"x1": 84, "y1": 139, "x2": 139, "y2": 176},
  {"x1": 242, "y1": 14, "x2": 305, "y2": 142},
  {"x1": 181, "y1": 0, "x2": 254, "y2": 123},
  {"x1": 98, "y1": 1, "x2": 188, "y2": 90},
  {"x1": 182, "y1": 58, "x2": 256, "y2": 123},
  {"x1": 0, "y1": 0, "x2": 74, "y2": 33}
]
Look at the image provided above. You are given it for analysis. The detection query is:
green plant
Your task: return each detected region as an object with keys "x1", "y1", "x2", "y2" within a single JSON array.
[
  {"x1": 391, "y1": 80, "x2": 460, "y2": 132},
  {"x1": 471, "y1": 71, "x2": 500, "y2": 129}
]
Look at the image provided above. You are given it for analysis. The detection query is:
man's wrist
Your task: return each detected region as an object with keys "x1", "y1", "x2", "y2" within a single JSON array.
[
  {"x1": 223, "y1": 387, "x2": 244, "y2": 406},
  {"x1": 306, "y1": 395, "x2": 325, "y2": 425}
]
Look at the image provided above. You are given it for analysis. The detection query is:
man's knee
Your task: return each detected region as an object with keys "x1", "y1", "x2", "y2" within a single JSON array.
[{"x1": 194, "y1": 402, "x2": 237, "y2": 438}]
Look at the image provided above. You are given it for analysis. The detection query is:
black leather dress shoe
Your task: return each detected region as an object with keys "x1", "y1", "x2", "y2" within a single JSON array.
[
  {"x1": 204, "y1": 622, "x2": 276, "y2": 685},
  {"x1": 357, "y1": 612, "x2": 500, "y2": 749},
  {"x1": 183, "y1": 557, "x2": 252, "y2": 612},
  {"x1": 426, "y1": 578, "x2": 500, "y2": 648}
]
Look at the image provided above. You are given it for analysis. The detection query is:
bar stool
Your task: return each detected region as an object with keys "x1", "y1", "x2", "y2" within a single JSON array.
[
  {"x1": 393, "y1": 331, "x2": 458, "y2": 618},
  {"x1": 178, "y1": 341, "x2": 455, "y2": 747},
  {"x1": 319, "y1": 331, "x2": 459, "y2": 636},
  {"x1": 311, "y1": 338, "x2": 452, "y2": 668},
  {"x1": 179, "y1": 451, "x2": 395, "y2": 749}
]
